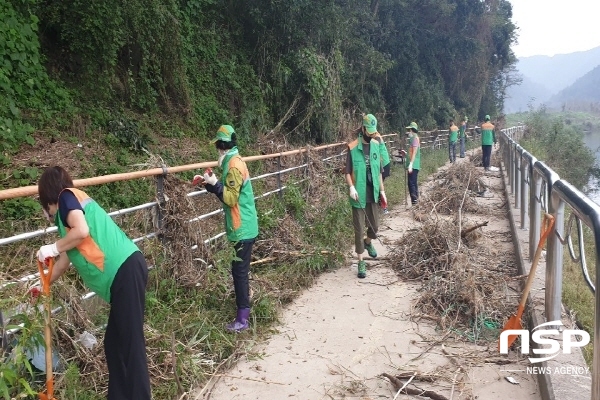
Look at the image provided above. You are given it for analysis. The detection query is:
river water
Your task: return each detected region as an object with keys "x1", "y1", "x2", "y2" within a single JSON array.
[{"x1": 582, "y1": 131, "x2": 600, "y2": 204}]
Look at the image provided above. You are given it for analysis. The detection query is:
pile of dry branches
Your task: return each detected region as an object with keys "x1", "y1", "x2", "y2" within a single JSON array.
[
  {"x1": 159, "y1": 175, "x2": 223, "y2": 287},
  {"x1": 414, "y1": 162, "x2": 488, "y2": 215},
  {"x1": 392, "y1": 159, "x2": 514, "y2": 337},
  {"x1": 389, "y1": 217, "x2": 516, "y2": 338}
]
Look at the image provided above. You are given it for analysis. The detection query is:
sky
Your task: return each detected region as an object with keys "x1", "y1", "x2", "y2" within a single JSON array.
[{"x1": 508, "y1": 0, "x2": 600, "y2": 58}]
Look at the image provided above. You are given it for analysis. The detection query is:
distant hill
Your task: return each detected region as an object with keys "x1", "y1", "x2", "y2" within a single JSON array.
[
  {"x1": 505, "y1": 46, "x2": 600, "y2": 114},
  {"x1": 550, "y1": 64, "x2": 600, "y2": 105},
  {"x1": 504, "y1": 75, "x2": 552, "y2": 113},
  {"x1": 517, "y1": 46, "x2": 600, "y2": 93}
]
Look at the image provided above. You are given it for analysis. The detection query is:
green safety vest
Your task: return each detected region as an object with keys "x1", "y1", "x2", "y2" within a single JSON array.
[
  {"x1": 221, "y1": 147, "x2": 259, "y2": 242},
  {"x1": 55, "y1": 188, "x2": 139, "y2": 302},
  {"x1": 481, "y1": 122, "x2": 495, "y2": 145},
  {"x1": 348, "y1": 138, "x2": 382, "y2": 208},
  {"x1": 449, "y1": 125, "x2": 458, "y2": 143}
]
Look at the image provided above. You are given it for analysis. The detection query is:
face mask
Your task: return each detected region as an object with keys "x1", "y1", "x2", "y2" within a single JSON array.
[
  {"x1": 362, "y1": 133, "x2": 372, "y2": 143},
  {"x1": 218, "y1": 149, "x2": 227, "y2": 167}
]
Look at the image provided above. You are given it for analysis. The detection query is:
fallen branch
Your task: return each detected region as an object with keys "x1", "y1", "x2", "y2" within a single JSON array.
[
  {"x1": 382, "y1": 373, "x2": 449, "y2": 400},
  {"x1": 250, "y1": 257, "x2": 277, "y2": 266},
  {"x1": 461, "y1": 221, "x2": 489, "y2": 238}
]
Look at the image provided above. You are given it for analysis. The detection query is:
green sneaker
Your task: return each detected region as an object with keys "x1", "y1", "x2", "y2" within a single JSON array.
[
  {"x1": 364, "y1": 240, "x2": 377, "y2": 258},
  {"x1": 357, "y1": 260, "x2": 367, "y2": 279}
]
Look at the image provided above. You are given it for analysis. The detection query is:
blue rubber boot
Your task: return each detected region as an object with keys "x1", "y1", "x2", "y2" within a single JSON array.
[{"x1": 226, "y1": 308, "x2": 250, "y2": 332}]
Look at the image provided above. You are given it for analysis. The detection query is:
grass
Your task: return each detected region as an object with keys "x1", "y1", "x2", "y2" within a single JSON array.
[{"x1": 562, "y1": 218, "x2": 596, "y2": 365}]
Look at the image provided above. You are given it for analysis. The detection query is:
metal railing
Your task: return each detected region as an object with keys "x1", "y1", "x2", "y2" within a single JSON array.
[
  {"x1": 499, "y1": 124, "x2": 600, "y2": 399},
  {"x1": 1, "y1": 133, "x2": 412, "y2": 325}
]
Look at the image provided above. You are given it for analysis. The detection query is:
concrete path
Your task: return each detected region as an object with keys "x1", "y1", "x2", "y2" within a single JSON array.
[{"x1": 194, "y1": 155, "x2": 542, "y2": 400}]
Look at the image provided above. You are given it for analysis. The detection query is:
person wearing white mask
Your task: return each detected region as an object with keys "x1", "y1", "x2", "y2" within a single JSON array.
[{"x1": 193, "y1": 125, "x2": 259, "y2": 332}]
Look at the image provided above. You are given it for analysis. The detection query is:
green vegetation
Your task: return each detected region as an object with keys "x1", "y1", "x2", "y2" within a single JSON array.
[
  {"x1": 515, "y1": 107, "x2": 596, "y2": 188},
  {"x1": 1, "y1": 0, "x2": 517, "y2": 182},
  {"x1": 1, "y1": 0, "x2": 519, "y2": 395}
]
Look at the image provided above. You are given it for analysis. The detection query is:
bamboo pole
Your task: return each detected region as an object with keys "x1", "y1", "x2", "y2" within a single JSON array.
[{"x1": 0, "y1": 142, "x2": 347, "y2": 200}]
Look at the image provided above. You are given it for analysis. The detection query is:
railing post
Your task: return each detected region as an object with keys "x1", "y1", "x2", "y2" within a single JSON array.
[
  {"x1": 520, "y1": 152, "x2": 531, "y2": 230},
  {"x1": 538, "y1": 163, "x2": 562, "y2": 322},
  {"x1": 530, "y1": 169, "x2": 543, "y2": 260},
  {"x1": 509, "y1": 142, "x2": 515, "y2": 194},
  {"x1": 305, "y1": 147, "x2": 310, "y2": 182},
  {"x1": 156, "y1": 166, "x2": 168, "y2": 243},
  {"x1": 594, "y1": 215, "x2": 600, "y2": 399},
  {"x1": 514, "y1": 146, "x2": 521, "y2": 209},
  {"x1": 277, "y1": 155, "x2": 283, "y2": 200},
  {"x1": 547, "y1": 192, "x2": 565, "y2": 322}
]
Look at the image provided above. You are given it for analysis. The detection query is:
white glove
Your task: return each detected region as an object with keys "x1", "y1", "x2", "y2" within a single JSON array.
[
  {"x1": 37, "y1": 243, "x2": 59, "y2": 262},
  {"x1": 204, "y1": 171, "x2": 218, "y2": 186},
  {"x1": 408, "y1": 162, "x2": 413, "y2": 173},
  {"x1": 349, "y1": 185, "x2": 359, "y2": 201}
]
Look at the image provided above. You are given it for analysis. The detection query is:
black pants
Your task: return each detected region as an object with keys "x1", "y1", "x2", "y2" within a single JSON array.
[
  {"x1": 105, "y1": 251, "x2": 151, "y2": 400},
  {"x1": 232, "y1": 239, "x2": 255, "y2": 310},
  {"x1": 482, "y1": 145, "x2": 492, "y2": 168},
  {"x1": 408, "y1": 169, "x2": 419, "y2": 205}
]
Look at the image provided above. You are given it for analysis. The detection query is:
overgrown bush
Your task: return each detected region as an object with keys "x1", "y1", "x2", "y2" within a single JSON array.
[
  {"x1": 520, "y1": 106, "x2": 597, "y2": 188},
  {"x1": 0, "y1": 0, "x2": 73, "y2": 164}
]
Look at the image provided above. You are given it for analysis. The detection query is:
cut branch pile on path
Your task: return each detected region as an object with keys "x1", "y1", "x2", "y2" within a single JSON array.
[
  {"x1": 414, "y1": 162, "x2": 488, "y2": 215},
  {"x1": 389, "y1": 156, "x2": 515, "y2": 338}
]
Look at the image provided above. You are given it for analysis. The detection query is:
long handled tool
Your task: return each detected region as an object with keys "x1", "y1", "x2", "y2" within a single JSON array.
[
  {"x1": 37, "y1": 257, "x2": 57, "y2": 400},
  {"x1": 404, "y1": 163, "x2": 408, "y2": 208},
  {"x1": 499, "y1": 213, "x2": 555, "y2": 350}
]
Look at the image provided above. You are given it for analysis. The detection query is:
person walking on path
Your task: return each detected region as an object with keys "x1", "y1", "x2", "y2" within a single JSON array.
[
  {"x1": 345, "y1": 114, "x2": 387, "y2": 279},
  {"x1": 405, "y1": 122, "x2": 421, "y2": 205},
  {"x1": 448, "y1": 119, "x2": 458, "y2": 163},
  {"x1": 195, "y1": 125, "x2": 259, "y2": 332},
  {"x1": 459, "y1": 117, "x2": 467, "y2": 158},
  {"x1": 372, "y1": 121, "x2": 391, "y2": 214},
  {"x1": 37, "y1": 166, "x2": 151, "y2": 400},
  {"x1": 481, "y1": 115, "x2": 497, "y2": 171}
]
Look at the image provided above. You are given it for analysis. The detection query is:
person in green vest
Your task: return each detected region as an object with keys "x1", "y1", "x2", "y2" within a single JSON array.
[
  {"x1": 344, "y1": 114, "x2": 387, "y2": 279},
  {"x1": 372, "y1": 122, "x2": 391, "y2": 214},
  {"x1": 196, "y1": 125, "x2": 259, "y2": 332},
  {"x1": 405, "y1": 122, "x2": 421, "y2": 205},
  {"x1": 448, "y1": 119, "x2": 458, "y2": 163},
  {"x1": 459, "y1": 117, "x2": 467, "y2": 158},
  {"x1": 37, "y1": 166, "x2": 151, "y2": 400},
  {"x1": 481, "y1": 115, "x2": 497, "y2": 171}
]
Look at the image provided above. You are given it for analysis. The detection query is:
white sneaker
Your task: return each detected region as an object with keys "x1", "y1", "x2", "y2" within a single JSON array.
[{"x1": 489, "y1": 166, "x2": 499, "y2": 172}]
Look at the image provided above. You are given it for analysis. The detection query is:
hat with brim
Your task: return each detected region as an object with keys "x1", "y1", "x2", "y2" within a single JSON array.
[
  {"x1": 406, "y1": 122, "x2": 419, "y2": 132},
  {"x1": 210, "y1": 125, "x2": 235, "y2": 143},
  {"x1": 362, "y1": 114, "x2": 378, "y2": 135}
]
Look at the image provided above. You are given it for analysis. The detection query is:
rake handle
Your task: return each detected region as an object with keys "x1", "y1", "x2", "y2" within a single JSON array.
[
  {"x1": 517, "y1": 214, "x2": 555, "y2": 311},
  {"x1": 37, "y1": 258, "x2": 55, "y2": 400}
]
